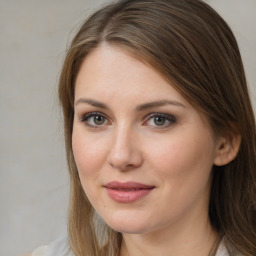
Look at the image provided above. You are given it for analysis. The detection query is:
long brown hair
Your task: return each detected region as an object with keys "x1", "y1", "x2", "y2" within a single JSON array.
[{"x1": 58, "y1": 0, "x2": 256, "y2": 255}]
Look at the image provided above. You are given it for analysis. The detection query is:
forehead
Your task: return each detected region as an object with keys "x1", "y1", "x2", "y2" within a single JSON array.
[{"x1": 75, "y1": 44, "x2": 186, "y2": 104}]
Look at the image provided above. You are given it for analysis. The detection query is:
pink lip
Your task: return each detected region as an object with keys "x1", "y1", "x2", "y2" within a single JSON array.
[{"x1": 104, "y1": 181, "x2": 155, "y2": 203}]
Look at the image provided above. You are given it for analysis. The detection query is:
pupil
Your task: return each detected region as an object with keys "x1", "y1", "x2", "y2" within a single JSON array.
[
  {"x1": 154, "y1": 116, "x2": 165, "y2": 126},
  {"x1": 94, "y1": 115, "x2": 105, "y2": 125}
]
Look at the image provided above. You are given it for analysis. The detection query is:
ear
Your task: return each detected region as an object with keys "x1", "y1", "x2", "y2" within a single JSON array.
[{"x1": 213, "y1": 132, "x2": 241, "y2": 166}]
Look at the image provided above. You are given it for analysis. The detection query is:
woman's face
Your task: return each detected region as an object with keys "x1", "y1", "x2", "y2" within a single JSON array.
[{"x1": 72, "y1": 44, "x2": 221, "y2": 235}]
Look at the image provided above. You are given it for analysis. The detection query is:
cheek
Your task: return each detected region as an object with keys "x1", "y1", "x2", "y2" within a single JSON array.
[
  {"x1": 72, "y1": 130, "x2": 109, "y2": 203},
  {"x1": 72, "y1": 129, "x2": 108, "y2": 177},
  {"x1": 144, "y1": 130, "x2": 215, "y2": 218},
  {"x1": 146, "y1": 128, "x2": 216, "y2": 181}
]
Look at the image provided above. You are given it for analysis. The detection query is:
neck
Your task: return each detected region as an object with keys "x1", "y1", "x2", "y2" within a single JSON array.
[{"x1": 120, "y1": 213, "x2": 218, "y2": 256}]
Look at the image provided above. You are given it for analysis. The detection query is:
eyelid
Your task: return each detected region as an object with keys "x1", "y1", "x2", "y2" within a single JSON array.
[
  {"x1": 80, "y1": 111, "x2": 110, "y2": 127},
  {"x1": 143, "y1": 112, "x2": 176, "y2": 127},
  {"x1": 81, "y1": 111, "x2": 103, "y2": 119}
]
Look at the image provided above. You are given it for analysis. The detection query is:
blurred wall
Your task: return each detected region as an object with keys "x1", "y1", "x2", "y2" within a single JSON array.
[
  {"x1": 0, "y1": 1, "x2": 255, "y2": 256},
  {"x1": 0, "y1": 1, "x2": 111, "y2": 255}
]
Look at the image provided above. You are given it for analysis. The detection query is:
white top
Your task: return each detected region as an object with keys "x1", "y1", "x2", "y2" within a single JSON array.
[
  {"x1": 32, "y1": 237, "x2": 71, "y2": 256},
  {"x1": 32, "y1": 237, "x2": 240, "y2": 256}
]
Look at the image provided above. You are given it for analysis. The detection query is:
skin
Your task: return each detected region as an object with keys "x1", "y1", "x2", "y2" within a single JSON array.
[{"x1": 72, "y1": 43, "x2": 234, "y2": 256}]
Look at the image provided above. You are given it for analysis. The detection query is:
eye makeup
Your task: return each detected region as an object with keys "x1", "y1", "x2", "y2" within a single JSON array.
[
  {"x1": 80, "y1": 111, "x2": 110, "y2": 128},
  {"x1": 143, "y1": 113, "x2": 176, "y2": 128}
]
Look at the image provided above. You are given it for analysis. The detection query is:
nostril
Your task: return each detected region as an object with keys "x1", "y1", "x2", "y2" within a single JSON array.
[
  {"x1": 108, "y1": 156, "x2": 143, "y2": 171},
  {"x1": 107, "y1": 134, "x2": 143, "y2": 170}
]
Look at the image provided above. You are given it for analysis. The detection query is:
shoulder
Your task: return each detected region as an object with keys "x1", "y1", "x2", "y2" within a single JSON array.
[
  {"x1": 46, "y1": 236, "x2": 70, "y2": 256},
  {"x1": 27, "y1": 236, "x2": 70, "y2": 256},
  {"x1": 21, "y1": 245, "x2": 47, "y2": 256}
]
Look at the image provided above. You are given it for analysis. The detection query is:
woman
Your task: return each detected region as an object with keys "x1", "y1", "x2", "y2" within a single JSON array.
[{"x1": 27, "y1": 0, "x2": 256, "y2": 255}]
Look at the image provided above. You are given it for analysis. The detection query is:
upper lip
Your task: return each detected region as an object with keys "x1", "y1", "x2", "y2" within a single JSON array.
[{"x1": 104, "y1": 181, "x2": 155, "y2": 189}]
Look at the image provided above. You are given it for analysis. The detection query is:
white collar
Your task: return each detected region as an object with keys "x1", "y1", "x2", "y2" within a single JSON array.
[{"x1": 216, "y1": 240, "x2": 230, "y2": 256}]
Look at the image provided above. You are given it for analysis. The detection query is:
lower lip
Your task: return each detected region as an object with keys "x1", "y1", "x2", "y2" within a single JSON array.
[{"x1": 105, "y1": 188, "x2": 154, "y2": 203}]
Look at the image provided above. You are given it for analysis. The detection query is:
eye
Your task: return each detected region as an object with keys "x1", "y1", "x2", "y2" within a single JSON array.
[
  {"x1": 81, "y1": 112, "x2": 109, "y2": 127},
  {"x1": 145, "y1": 113, "x2": 176, "y2": 128}
]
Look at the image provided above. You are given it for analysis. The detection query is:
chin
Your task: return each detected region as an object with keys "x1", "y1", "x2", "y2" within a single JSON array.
[
  {"x1": 103, "y1": 214, "x2": 151, "y2": 234},
  {"x1": 109, "y1": 223, "x2": 149, "y2": 234}
]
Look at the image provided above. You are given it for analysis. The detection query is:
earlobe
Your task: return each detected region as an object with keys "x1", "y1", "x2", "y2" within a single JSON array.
[{"x1": 213, "y1": 133, "x2": 241, "y2": 166}]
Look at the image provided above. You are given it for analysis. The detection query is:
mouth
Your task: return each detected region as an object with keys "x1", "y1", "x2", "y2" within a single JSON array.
[{"x1": 104, "y1": 181, "x2": 155, "y2": 203}]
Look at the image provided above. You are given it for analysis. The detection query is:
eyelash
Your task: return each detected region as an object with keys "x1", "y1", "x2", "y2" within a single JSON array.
[
  {"x1": 80, "y1": 112, "x2": 176, "y2": 128},
  {"x1": 81, "y1": 112, "x2": 109, "y2": 128},
  {"x1": 144, "y1": 113, "x2": 176, "y2": 128}
]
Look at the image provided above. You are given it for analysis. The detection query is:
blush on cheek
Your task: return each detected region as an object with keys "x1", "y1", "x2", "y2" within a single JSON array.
[
  {"x1": 72, "y1": 135, "x2": 107, "y2": 182},
  {"x1": 152, "y1": 136, "x2": 214, "y2": 183},
  {"x1": 150, "y1": 142, "x2": 185, "y2": 175}
]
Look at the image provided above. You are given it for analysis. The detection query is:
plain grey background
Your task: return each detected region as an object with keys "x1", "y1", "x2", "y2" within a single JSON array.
[{"x1": 0, "y1": 1, "x2": 255, "y2": 256}]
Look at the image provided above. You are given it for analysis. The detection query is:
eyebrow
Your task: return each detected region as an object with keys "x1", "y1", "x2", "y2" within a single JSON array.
[
  {"x1": 75, "y1": 98, "x2": 186, "y2": 110},
  {"x1": 135, "y1": 100, "x2": 186, "y2": 111},
  {"x1": 75, "y1": 98, "x2": 109, "y2": 109}
]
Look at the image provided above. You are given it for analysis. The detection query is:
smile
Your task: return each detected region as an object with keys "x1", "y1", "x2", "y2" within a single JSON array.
[{"x1": 104, "y1": 181, "x2": 155, "y2": 203}]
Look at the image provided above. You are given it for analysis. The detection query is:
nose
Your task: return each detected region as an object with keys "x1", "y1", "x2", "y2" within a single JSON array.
[{"x1": 107, "y1": 126, "x2": 143, "y2": 171}]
